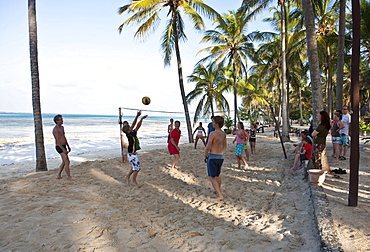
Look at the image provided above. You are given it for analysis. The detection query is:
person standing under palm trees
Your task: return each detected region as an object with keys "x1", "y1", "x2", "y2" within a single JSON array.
[
  {"x1": 232, "y1": 122, "x2": 248, "y2": 169},
  {"x1": 206, "y1": 116, "x2": 215, "y2": 145},
  {"x1": 204, "y1": 116, "x2": 227, "y2": 201},
  {"x1": 339, "y1": 106, "x2": 351, "y2": 160},
  {"x1": 193, "y1": 122, "x2": 207, "y2": 149},
  {"x1": 331, "y1": 112, "x2": 344, "y2": 161},
  {"x1": 168, "y1": 121, "x2": 181, "y2": 168},
  {"x1": 249, "y1": 123, "x2": 257, "y2": 154},
  {"x1": 312, "y1": 111, "x2": 331, "y2": 170},
  {"x1": 167, "y1": 118, "x2": 174, "y2": 143}
]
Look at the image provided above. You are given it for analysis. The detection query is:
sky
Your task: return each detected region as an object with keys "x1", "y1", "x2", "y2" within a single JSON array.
[{"x1": 0, "y1": 0, "x2": 272, "y2": 116}]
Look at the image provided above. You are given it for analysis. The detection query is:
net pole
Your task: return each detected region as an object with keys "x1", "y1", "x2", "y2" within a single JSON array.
[{"x1": 118, "y1": 108, "x2": 125, "y2": 163}]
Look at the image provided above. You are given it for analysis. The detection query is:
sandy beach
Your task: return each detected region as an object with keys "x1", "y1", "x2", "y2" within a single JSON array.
[{"x1": 0, "y1": 128, "x2": 369, "y2": 251}]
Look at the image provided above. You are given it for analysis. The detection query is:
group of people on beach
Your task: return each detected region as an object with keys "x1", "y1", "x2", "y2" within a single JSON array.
[
  {"x1": 290, "y1": 106, "x2": 351, "y2": 171},
  {"x1": 166, "y1": 116, "x2": 227, "y2": 200},
  {"x1": 52, "y1": 106, "x2": 351, "y2": 199}
]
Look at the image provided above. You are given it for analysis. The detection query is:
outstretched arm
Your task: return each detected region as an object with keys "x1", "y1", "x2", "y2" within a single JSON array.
[
  {"x1": 134, "y1": 115, "x2": 148, "y2": 132},
  {"x1": 130, "y1": 111, "x2": 141, "y2": 132}
]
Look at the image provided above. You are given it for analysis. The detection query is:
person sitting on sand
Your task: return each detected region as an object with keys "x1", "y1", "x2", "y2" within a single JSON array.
[
  {"x1": 291, "y1": 137, "x2": 312, "y2": 170},
  {"x1": 291, "y1": 130, "x2": 312, "y2": 155},
  {"x1": 193, "y1": 122, "x2": 207, "y2": 149},
  {"x1": 168, "y1": 120, "x2": 181, "y2": 168},
  {"x1": 53, "y1": 114, "x2": 73, "y2": 181},
  {"x1": 122, "y1": 110, "x2": 148, "y2": 187},
  {"x1": 232, "y1": 122, "x2": 248, "y2": 169},
  {"x1": 204, "y1": 116, "x2": 227, "y2": 201}
]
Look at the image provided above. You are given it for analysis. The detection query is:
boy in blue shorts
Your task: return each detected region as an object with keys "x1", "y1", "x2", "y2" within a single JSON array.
[
  {"x1": 204, "y1": 116, "x2": 227, "y2": 201},
  {"x1": 122, "y1": 111, "x2": 148, "y2": 187}
]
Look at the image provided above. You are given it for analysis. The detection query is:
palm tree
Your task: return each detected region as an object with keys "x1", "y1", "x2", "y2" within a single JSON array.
[
  {"x1": 186, "y1": 63, "x2": 230, "y2": 123},
  {"x1": 314, "y1": 0, "x2": 339, "y2": 116},
  {"x1": 197, "y1": 10, "x2": 254, "y2": 126},
  {"x1": 241, "y1": 0, "x2": 292, "y2": 141},
  {"x1": 117, "y1": 0, "x2": 219, "y2": 143},
  {"x1": 28, "y1": 0, "x2": 47, "y2": 171},
  {"x1": 301, "y1": 0, "x2": 324, "y2": 127}
]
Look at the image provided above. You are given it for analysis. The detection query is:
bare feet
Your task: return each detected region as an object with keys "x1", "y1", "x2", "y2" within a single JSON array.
[
  {"x1": 56, "y1": 176, "x2": 62, "y2": 179},
  {"x1": 125, "y1": 175, "x2": 130, "y2": 184},
  {"x1": 132, "y1": 181, "x2": 141, "y2": 188},
  {"x1": 67, "y1": 177, "x2": 75, "y2": 181},
  {"x1": 217, "y1": 196, "x2": 224, "y2": 201}
]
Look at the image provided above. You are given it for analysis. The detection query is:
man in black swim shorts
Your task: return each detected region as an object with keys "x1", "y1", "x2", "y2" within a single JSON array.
[{"x1": 53, "y1": 115, "x2": 73, "y2": 181}]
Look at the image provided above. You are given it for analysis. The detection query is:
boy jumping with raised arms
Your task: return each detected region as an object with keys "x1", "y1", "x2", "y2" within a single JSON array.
[
  {"x1": 122, "y1": 110, "x2": 148, "y2": 187},
  {"x1": 204, "y1": 116, "x2": 227, "y2": 201}
]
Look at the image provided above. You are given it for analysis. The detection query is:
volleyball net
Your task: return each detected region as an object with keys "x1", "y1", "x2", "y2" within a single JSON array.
[{"x1": 118, "y1": 107, "x2": 210, "y2": 153}]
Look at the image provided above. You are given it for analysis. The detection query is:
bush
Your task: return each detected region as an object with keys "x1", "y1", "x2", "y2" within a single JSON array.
[{"x1": 289, "y1": 109, "x2": 311, "y2": 121}]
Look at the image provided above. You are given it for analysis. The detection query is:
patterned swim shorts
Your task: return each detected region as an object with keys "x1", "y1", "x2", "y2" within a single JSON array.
[
  {"x1": 235, "y1": 144, "x2": 244, "y2": 156},
  {"x1": 340, "y1": 133, "x2": 350, "y2": 146},
  {"x1": 127, "y1": 153, "x2": 141, "y2": 171},
  {"x1": 332, "y1": 136, "x2": 341, "y2": 144}
]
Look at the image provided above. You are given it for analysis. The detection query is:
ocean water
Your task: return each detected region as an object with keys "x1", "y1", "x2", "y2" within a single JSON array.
[{"x1": 0, "y1": 112, "x2": 193, "y2": 166}]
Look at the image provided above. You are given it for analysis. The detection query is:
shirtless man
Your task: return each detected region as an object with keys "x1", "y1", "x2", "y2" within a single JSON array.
[
  {"x1": 53, "y1": 114, "x2": 73, "y2": 181},
  {"x1": 204, "y1": 116, "x2": 227, "y2": 201}
]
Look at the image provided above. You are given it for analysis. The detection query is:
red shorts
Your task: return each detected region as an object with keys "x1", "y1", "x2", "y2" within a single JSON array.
[{"x1": 168, "y1": 144, "x2": 179, "y2": 155}]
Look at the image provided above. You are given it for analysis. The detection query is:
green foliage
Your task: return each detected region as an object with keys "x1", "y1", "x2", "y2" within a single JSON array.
[
  {"x1": 359, "y1": 120, "x2": 370, "y2": 132},
  {"x1": 289, "y1": 109, "x2": 311, "y2": 121},
  {"x1": 224, "y1": 116, "x2": 233, "y2": 132}
]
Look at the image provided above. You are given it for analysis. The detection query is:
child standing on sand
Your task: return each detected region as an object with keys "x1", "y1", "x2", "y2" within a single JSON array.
[
  {"x1": 122, "y1": 111, "x2": 148, "y2": 187},
  {"x1": 249, "y1": 123, "x2": 257, "y2": 154},
  {"x1": 204, "y1": 116, "x2": 227, "y2": 201},
  {"x1": 232, "y1": 122, "x2": 248, "y2": 169}
]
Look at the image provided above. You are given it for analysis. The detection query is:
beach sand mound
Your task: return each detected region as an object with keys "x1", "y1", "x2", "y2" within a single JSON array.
[{"x1": 0, "y1": 133, "x2": 347, "y2": 251}]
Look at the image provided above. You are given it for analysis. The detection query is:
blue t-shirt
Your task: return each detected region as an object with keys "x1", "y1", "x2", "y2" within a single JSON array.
[{"x1": 207, "y1": 122, "x2": 215, "y2": 136}]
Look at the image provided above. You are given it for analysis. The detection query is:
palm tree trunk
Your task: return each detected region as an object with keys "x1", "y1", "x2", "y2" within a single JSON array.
[
  {"x1": 302, "y1": 0, "x2": 328, "y2": 172},
  {"x1": 299, "y1": 87, "x2": 303, "y2": 126},
  {"x1": 348, "y1": 0, "x2": 361, "y2": 207},
  {"x1": 336, "y1": 0, "x2": 346, "y2": 111},
  {"x1": 209, "y1": 93, "x2": 215, "y2": 116},
  {"x1": 280, "y1": 0, "x2": 290, "y2": 142},
  {"x1": 232, "y1": 62, "x2": 238, "y2": 126},
  {"x1": 302, "y1": 0, "x2": 324, "y2": 126},
  {"x1": 326, "y1": 46, "x2": 333, "y2": 118},
  {"x1": 28, "y1": 0, "x2": 47, "y2": 171},
  {"x1": 172, "y1": 12, "x2": 193, "y2": 143}
]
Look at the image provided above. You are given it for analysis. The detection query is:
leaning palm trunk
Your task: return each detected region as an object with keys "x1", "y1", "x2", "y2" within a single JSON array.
[
  {"x1": 172, "y1": 14, "x2": 193, "y2": 143},
  {"x1": 28, "y1": 0, "x2": 47, "y2": 171},
  {"x1": 280, "y1": 0, "x2": 290, "y2": 142},
  {"x1": 302, "y1": 0, "x2": 328, "y2": 172}
]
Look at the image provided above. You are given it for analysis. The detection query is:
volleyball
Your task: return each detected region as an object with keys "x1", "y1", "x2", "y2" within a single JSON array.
[{"x1": 142, "y1": 96, "x2": 151, "y2": 105}]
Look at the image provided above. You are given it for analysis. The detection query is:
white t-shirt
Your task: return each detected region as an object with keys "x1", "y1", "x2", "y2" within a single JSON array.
[{"x1": 339, "y1": 113, "x2": 351, "y2": 135}]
